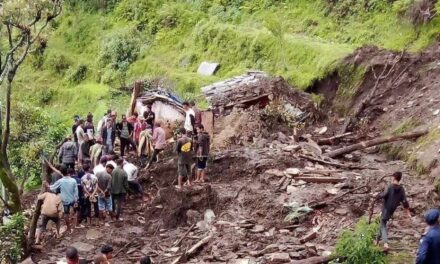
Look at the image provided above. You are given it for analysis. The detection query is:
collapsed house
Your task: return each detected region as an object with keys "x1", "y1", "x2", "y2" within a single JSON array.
[{"x1": 201, "y1": 71, "x2": 316, "y2": 119}]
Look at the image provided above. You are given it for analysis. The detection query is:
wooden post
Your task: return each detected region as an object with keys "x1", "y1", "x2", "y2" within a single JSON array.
[{"x1": 128, "y1": 81, "x2": 143, "y2": 117}]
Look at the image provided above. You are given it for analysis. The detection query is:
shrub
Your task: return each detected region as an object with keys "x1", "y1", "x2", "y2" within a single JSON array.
[
  {"x1": 67, "y1": 64, "x2": 88, "y2": 84},
  {"x1": 39, "y1": 89, "x2": 55, "y2": 104},
  {"x1": 98, "y1": 27, "x2": 141, "y2": 85},
  {"x1": 334, "y1": 218, "x2": 386, "y2": 264},
  {"x1": 45, "y1": 53, "x2": 71, "y2": 75},
  {"x1": 0, "y1": 213, "x2": 26, "y2": 264}
]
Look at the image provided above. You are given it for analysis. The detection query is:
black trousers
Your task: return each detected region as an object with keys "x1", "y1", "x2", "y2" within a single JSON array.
[
  {"x1": 148, "y1": 148, "x2": 163, "y2": 165},
  {"x1": 112, "y1": 193, "x2": 126, "y2": 219},
  {"x1": 83, "y1": 197, "x2": 99, "y2": 218},
  {"x1": 120, "y1": 137, "x2": 136, "y2": 156}
]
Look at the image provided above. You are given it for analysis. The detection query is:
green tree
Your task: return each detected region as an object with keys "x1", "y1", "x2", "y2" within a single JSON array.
[{"x1": 0, "y1": 0, "x2": 62, "y2": 213}]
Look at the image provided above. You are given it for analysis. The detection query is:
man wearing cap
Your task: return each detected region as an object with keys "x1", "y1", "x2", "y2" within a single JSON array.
[{"x1": 416, "y1": 209, "x2": 440, "y2": 264}]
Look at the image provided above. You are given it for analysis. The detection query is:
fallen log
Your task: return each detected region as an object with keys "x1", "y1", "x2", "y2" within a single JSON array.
[
  {"x1": 293, "y1": 176, "x2": 346, "y2": 184},
  {"x1": 300, "y1": 231, "x2": 317, "y2": 243},
  {"x1": 317, "y1": 132, "x2": 353, "y2": 145},
  {"x1": 298, "y1": 154, "x2": 375, "y2": 170},
  {"x1": 171, "y1": 234, "x2": 213, "y2": 264},
  {"x1": 326, "y1": 129, "x2": 429, "y2": 158},
  {"x1": 310, "y1": 185, "x2": 371, "y2": 209},
  {"x1": 292, "y1": 256, "x2": 337, "y2": 264},
  {"x1": 173, "y1": 223, "x2": 196, "y2": 247}
]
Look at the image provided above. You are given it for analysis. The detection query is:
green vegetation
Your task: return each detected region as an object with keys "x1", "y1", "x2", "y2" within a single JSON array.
[
  {"x1": 334, "y1": 218, "x2": 386, "y2": 264},
  {"x1": 14, "y1": 0, "x2": 440, "y2": 125},
  {"x1": 0, "y1": 213, "x2": 26, "y2": 263}
]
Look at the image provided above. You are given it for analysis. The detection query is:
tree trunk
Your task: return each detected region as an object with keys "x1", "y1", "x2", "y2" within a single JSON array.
[
  {"x1": 326, "y1": 129, "x2": 429, "y2": 158},
  {"x1": 1, "y1": 78, "x2": 12, "y2": 173}
]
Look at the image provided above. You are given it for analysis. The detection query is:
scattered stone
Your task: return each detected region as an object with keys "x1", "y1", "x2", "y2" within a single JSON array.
[
  {"x1": 86, "y1": 228, "x2": 103, "y2": 240},
  {"x1": 252, "y1": 225, "x2": 265, "y2": 233},
  {"x1": 126, "y1": 226, "x2": 144, "y2": 235},
  {"x1": 204, "y1": 209, "x2": 216, "y2": 225},
  {"x1": 230, "y1": 259, "x2": 256, "y2": 264},
  {"x1": 186, "y1": 209, "x2": 201, "y2": 224},
  {"x1": 335, "y1": 208, "x2": 348, "y2": 215},
  {"x1": 285, "y1": 168, "x2": 300, "y2": 176},
  {"x1": 197, "y1": 61, "x2": 219, "y2": 76},
  {"x1": 71, "y1": 242, "x2": 94, "y2": 253},
  {"x1": 111, "y1": 237, "x2": 129, "y2": 247},
  {"x1": 287, "y1": 185, "x2": 298, "y2": 194},
  {"x1": 289, "y1": 251, "x2": 301, "y2": 259},
  {"x1": 433, "y1": 109, "x2": 440, "y2": 116},
  {"x1": 282, "y1": 145, "x2": 301, "y2": 152},
  {"x1": 265, "y1": 169, "x2": 285, "y2": 177},
  {"x1": 326, "y1": 188, "x2": 338, "y2": 195},
  {"x1": 169, "y1": 247, "x2": 180, "y2": 253},
  {"x1": 268, "y1": 252, "x2": 291, "y2": 263},
  {"x1": 279, "y1": 229, "x2": 290, "y2": 234}
]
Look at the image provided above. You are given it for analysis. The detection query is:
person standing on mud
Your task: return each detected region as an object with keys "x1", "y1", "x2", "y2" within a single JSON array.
[
  {"x1": 76, "y1": 119, "x2": 87, "y2": 165},
  {"x1": 35, "y1": 185, "x2": 63, "y2": 244},
  {"x1": 146, "y1": 121, "x2": 167, "y2": 169},
  {"x1": 47, "y1": 163, "x2": 78, "y2": 234},
  {"x1": 416, "y1": 209, "x2": 440, "y2": 264},
  {"x1": 101, "y1": 119, "x2": 115, "y2": 155},
  {"x1": 72, "y1": 115, "x2": 80, "y2": 144},
  {"x1": 176, "y1": 128, "x2": 193, "y2": 189},
  {"x1": 58, "y1": 136, "x2": 77, "y2": 170},
  {"x1": 81, "y1": 164, "x2": 99, "y2": 226},
  {"x1": 194, "y1": 125, "x2": 210, "y2": 183},
  {"x1": 96, "y1": 164, "x2": 114, "y2": 226},
  {"x1": 183, "y1": 102, "x2": 195, "y2": 137},
  {"x1": 143, "y1": 104, "x2": 155, "y2": 132},
  {"x1": 375, "y1": 171, "x2": 411, "y2": 250},
  {"x1": 191, "y1": 101, "x2": 202, "y2": 131},
  {"x1": 123, "y1": 159, "x2": 143, "y2": 198},
  {"x1": 111, "y1": 158, "x2": 129, "y2": 221},
  {"x1": 116, "y1": 114, "x2": 135, "y2": 157}
]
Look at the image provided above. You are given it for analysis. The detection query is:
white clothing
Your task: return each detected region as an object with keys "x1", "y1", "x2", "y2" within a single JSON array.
[
  {"x1": 93, "y1": 164, "x2": 106, "y2": 175},
  {"x1": 184, "y1": 108, "x2": 195, "y2": 132},
  {"x1": 107, "y1": 160, "x2": 117, "y2": 170},
  {"x1": 123, "y1": 162, "x2": 139, "y2": 181},
  {"x1": 76, "y1": 126, "x2": 86, "y2": 145}
]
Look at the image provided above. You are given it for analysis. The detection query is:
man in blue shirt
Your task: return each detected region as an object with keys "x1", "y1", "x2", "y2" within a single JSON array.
[
  {"x1": 48, "y1": 164, "x2": 78, "y2": 234},
  {"x1": 416, "y1": 209, "x2": 440, "y2": 264}
]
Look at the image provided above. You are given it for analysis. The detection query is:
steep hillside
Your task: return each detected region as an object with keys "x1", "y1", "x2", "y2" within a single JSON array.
[{"x1": 14, "y1": 0, "x2": 440, "y2": 123}]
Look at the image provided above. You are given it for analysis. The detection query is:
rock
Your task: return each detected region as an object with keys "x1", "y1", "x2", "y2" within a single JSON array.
[
  {"x1": 86, "y1": 228, "x2": 103, "y2": 240},
  {"x1": 252, "y1": 225, "x2": 265, "y2": 233},
  {"x1": 268, "y1": 252, "x2": 290, "y2": 263},
  {"x1": 282, "y1": 145, "x2": 301, "y2": 152},
  {"x1": 326, "y1": 188, "x2": 338, "y2": 195},
  {"x1": 286, "y1": 185, "x2": 298, "y2": 194},
  {"x1": 289, "y1": 251, "x2": 301, "y2": 259},
  {"x1": 276, "y1": 132, "x2": 290, "y2": 144},
  {"x1": 126, "y1": 226, "x2": 144, "y2": 235},
  {"x1": 169, "y1": 247, "x2": 180, "y2": 253},
  {"x1": 19, "y1": 257, "x2": 35, "y2": 264},
  {"x1": 279, "y1": 229, "x2": 290, "y2": 235},
  {"x1": 71, "y1": 242, "x2": 94, "y2": 253},
  {"x1": 229, "y1": 259, "x2": 256, "y2": 264},
  {"x1": 285, "y1": 168, "x2": 300, "y2": 176},
  {"x1": 204, "y1": 209, "x2": 216, "y2": 225},
  {"x1": 112, "y1": 237, "x2": 129, "y2": 247},
  {"x1": 434, "y1": 109, "x2": 440, "y2": 116},
  {"x1": 265, "y1": 169, "x2": 284, "y2": 177},
  {"x1": 186, "y1": 209, "x2": 201, "y2": 224},
  {"x1": 251, "y1": 244, "x2": 279, "y2": 257},
  {"x1": 335, "y1": 208, "x2": 348, "y2": 215},
  {"x1": 314, "y1": 126, "x2": 327, "y2": 135}
]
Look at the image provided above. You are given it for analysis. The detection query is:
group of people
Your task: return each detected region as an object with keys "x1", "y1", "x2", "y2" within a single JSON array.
[
  {"x1": 35, "y1": 100, "x2": 211, "y2": 263},
  {"x1": 375, "y1": 171, "x2": 440, "y2": 263},
  {"x1": 63, "y1": 245, "x2": 151, "y2": 264}
]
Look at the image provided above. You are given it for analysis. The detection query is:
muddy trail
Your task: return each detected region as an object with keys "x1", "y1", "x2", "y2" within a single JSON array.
[{"x1": 31, "y1": 46, "x2": 440, "y2": 264}]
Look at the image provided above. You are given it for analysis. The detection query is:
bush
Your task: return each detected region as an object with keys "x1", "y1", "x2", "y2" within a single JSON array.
[
  {"x1": 67, "y1": 64, "x2": 88, "y2": 84},
  {"x1": 334, "y1": 218, "x2": 386, "y2": 264},
  {"x1": 98, "y1": 27, "x2": 141, "y2": 85},
  {"x1": 45, "y1": 53, "x2": 71, "y2": 75},
  {"x1": 0, "y1": 214, "x2": 26, "y2": 264},
  {"x1": 9, "y1": 103, "x2": 67, "y2": 191}
]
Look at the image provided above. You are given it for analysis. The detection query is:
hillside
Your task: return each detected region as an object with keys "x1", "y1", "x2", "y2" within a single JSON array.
[{"x1": 14, "y1": 0, "x2": 440, "y2": 123}]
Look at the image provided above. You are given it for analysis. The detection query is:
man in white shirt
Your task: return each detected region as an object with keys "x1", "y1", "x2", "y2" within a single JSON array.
[
  {"x1": 76, "y1": 120, "x2": 86, "y2": 165},
  {"x1": 123, "y1": 160, "x2": 143, "y2": 197},
  {"x1": 93, "y1": 157, "x2": 107, "y2": 175},
  {"x1": 182, "y1": 101, "x2": 195, "y2": 137}
]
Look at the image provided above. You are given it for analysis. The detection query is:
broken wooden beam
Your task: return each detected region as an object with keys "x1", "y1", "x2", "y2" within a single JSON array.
[
  {"x1": 293, "y1": 176, "x2": 346, "y2": 184},
  {"x1": 300, "y1": 231, "x2": 317, "y2": 244},
  {"x1": 317, "y1": 132, "x2": 353, "y2": 145},
  {"x1": 173, "y1": 223, "x2": 196, "y2": 247},
  {"x1": 299, "y1": 154, "x2": 376, "y2": 170},
  {"x1": 326, "y1": 129, "x2": 429, "y2": 158},
  {"x1": 292, "y1": 256, "x2": 337, "y2": 264}
]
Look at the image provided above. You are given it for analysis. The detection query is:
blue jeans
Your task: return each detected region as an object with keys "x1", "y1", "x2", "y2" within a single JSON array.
[{"x1": 98, "y1": 196, "x2": 112, "y2": 212}]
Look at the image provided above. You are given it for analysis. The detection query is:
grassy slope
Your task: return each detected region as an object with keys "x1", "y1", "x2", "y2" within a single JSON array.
[{"x1": 13, "y1": 0, "x2": 440, "y2": 124}]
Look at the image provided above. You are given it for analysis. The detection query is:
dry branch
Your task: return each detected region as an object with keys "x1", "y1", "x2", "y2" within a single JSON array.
[
  {"x1": 293, "y1": 176, "x2": 346, "y2": 184},
  {"x1": 171, "y1": 234, "x2": 213, "y2": 264},
  {"x1": 173, "y1": 223, "x2": 196, "y2": 247},
  {"x1": 292, "y1": 256, "x2": 337, "y2": 264},
  {"x1": 317, "y1": 132, "x2": 352, "y2": 145},
  {"x1": 298, "y1": 154, "x2": 374, "y2": 170},
  {"x1": 326, "y1": 129, "x2": 428, "y2": 158}
]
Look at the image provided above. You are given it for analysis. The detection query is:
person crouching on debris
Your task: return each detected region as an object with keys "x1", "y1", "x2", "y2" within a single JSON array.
[
  {"x1": 194, "y1": 125, "x2": 210, "y2": 183},
  {"x1": 139, "y1": 256, "x2": 152, "y2": 264},
  {"x1": 101, "y1": 245, "x2": 114, "y2": 261},
  {"x1": 35, "y1": 185, "x2": 63, "y2": 244},
  {"x1": 176, "y1": 127, "x2": 193, "y2": 189},
  {"x1": 416, "y1": 209, "x2": 440, "y2": 264},
  {"x1": 65, "y1": 246, "x2": 87, "y2": 264},
  {"x1": 146, "y1": 121, "x2": 166, "y2": 169},
  {"x1": 123, "y1": 159, "x2": 143, "y2": 198},
  {"x1": 375, "y1": 171, "x2": 411, "y2": 250}
]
